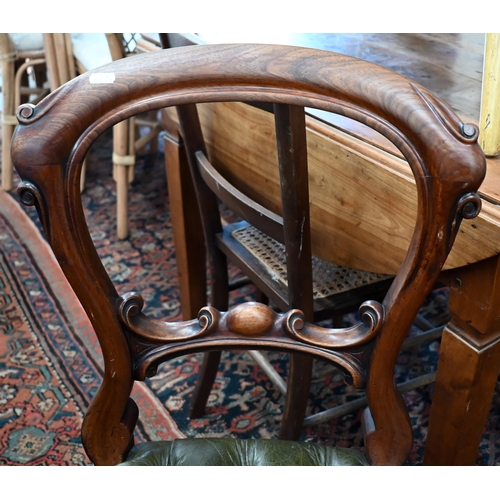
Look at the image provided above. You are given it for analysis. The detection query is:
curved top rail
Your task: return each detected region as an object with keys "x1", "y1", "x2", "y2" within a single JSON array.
[
  {"x1": 11, "y1": 43, "x2": 485, "y2": 188},
  {"x1": 10, "y1": 42, "x2": 487, "y2": 466}
]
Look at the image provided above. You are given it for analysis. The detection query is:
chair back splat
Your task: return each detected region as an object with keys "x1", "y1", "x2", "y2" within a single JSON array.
[{"x1": 12, "y1": 44, "x2": 485, "y2": 466}]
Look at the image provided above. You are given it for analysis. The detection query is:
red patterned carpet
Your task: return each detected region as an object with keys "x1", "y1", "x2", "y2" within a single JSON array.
[
  {"x1": 1, "y1": 127, "x2": 500, "y2": 465},
  {"x1": 0, "y1": 187, "x2": 185, "y2": 465}
]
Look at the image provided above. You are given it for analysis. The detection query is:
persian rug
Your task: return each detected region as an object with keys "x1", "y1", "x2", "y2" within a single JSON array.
[
  {"x1": 0, "y1": 187, "x2": 184, "y2": 465},
  {"x1": 1, "y1": 126, "x2": 499, "y2": 465}
]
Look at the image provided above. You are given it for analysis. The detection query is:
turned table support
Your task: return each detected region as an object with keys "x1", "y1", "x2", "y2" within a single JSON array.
[
  {"x1": 162, "y1": 112, "x2": 207, "y2": 321},
  {"x1": 424, "y1": 255, "x2": 500, "y2": 465}
]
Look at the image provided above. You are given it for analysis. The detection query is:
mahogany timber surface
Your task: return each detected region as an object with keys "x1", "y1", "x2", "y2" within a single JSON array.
[
  {"x1": 155, "y1": 33, "x2": 500, "y2": 274},
  {"x1": 148, "y1": 34, "x2": 500, "y2": 465},
  {"x1": 197, "y1": 33, "x2": 485, "y2": 124}
]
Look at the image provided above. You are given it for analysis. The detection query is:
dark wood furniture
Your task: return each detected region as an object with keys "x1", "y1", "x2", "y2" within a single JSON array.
[
  {"x1": 145, "y1": 33, "x2": 500, "y2": 465},
  {"x1": 12, "y1": 43, "x2": 485, "y2": 465},
  {"x1": 158, "y1": 33, "x2": 440, "y2": 441}
]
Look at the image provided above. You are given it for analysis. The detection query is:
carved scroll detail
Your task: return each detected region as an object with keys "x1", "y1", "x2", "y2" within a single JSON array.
[
  {"x1": 16, "y1": 103, "x2": 37, "y2": 124},
  {"x1": 411, "y1": 83, "x2": 479, "y2": 143},
  {"x1": 120, "y1": 293, "x2": 383, "y2": 350},
  {"x1": 119, "y1": 295, "x2": 384, "y2": 386},
  {"x1": 118, "y1": 297, "x2": 382, "y2": 386},
  {"x1": 17, "y1": 180, "x2": 40, "y2": 207},
  {"x1": 17, "y1": 181, "x2": 50, "y2": 239},
  {"x1": 286, "y1": 300, "x2": 384, "y2": 348},
  {"x1": 448, "y1": 192, "x2": 482, "y2": 252},
  {"x1": 118, "y1": 292, "x2": 219, "y2": 343},
  {"x1": 457, "y1": 192, "x2": 482, "y2": 220},
  {"x1": 16, "y1": 81, "x2": 75, "y2": 125}
]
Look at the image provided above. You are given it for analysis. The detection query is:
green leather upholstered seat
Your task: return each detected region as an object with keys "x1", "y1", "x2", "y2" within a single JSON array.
[{"x1": 119, "y1": 438, "x2": 368, "y2": 466}]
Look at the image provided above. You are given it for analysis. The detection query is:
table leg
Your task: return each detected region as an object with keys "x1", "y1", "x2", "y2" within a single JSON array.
[
  {"x1": 424, "y1": 256, "x2": 500, "y2": 465},
  {"x1": 163, "y1": 126, "x2": 207, "y2": 321}
]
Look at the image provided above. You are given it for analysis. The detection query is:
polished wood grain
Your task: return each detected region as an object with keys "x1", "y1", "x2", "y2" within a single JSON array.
[
  {"x1": 424, "y1": 255, "x2": 500, "y2": 465},
  {"x1": 166, "y1": 100, "x2": 499, "y2": 274},
  {"x1": 11, "y1": 43, "x2": 485, "y2": 465},
  {"x1": 147, "y1": 33, "x2": 485, "y2": 122},
  {"x1": 149, "y1": 32, "x2": 500, "y2": 465}
]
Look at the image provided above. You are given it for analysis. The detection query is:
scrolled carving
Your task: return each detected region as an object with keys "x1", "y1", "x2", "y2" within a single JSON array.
[
  {"x1": 17, "y1": 181, "x2": 39, "y2": 206},
  {"x1": 457, "y1": 192, "x2": 482, "y2": 220},
  {"x1": 121, "y1": 296, "x2": 384, "y2": 353},
  {"x1": 117, "y1": 292, "x2": 218, "y2": 343},
  {"x1": 446, "y1": 191, "x2": 482, "y2": 255},
  {"x1": 411, "y1": 83, "x2": 478, "y2": 145},
  {"x1": 460, "y1": 123, "x2": 478, "y2": 140},
  {"x1": 198, "y1": 306, "x2": 218, "y2": 331},
  {"x1": 16, "y1": 103, "x2": 36, "y2": 123},
  {"x1": 125, "y1": 300, "x2": 378, "y2": 387},
  {"x1": 285, "y1": 300, "x2": 384, "y2": 349},
  {"x1": 118, "y1": 292, "x2": 144, "y2": 320},
  {"x1": 17, "y1": 181, "x2": 50, "y2": 240}
]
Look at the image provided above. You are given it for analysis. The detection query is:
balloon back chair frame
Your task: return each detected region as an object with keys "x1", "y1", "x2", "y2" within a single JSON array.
[{"x1": 11, "y1": 44, "x2": 485, "y2": 466}]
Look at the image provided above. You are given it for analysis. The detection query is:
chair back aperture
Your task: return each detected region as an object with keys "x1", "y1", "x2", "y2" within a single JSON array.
[{"x1": 11, "y1": 44, "x2": 485, "y2": 465}]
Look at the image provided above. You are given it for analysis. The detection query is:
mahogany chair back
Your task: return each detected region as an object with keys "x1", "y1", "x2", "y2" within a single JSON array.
[
  {"x1": 158, "y1": 33, "x2": 424, "y2": 441},
  {"x1": 11, "y1": 43, "x2": 485, "y2": 465}
]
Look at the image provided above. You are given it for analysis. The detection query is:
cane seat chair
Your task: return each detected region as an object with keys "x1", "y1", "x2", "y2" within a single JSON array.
[
  {"x1": 41, "y1": 33, "x2": 162, "y2": 238},
  {"x1": 0, "y1": 33, "x2": 111, "y2": 193},
  {"x1": 104, "y1": 33, "x2": 164, "y2": 239},
  {"x1": 1, "y1": 33, "x2": 48, "y2": 191},
  {"x1": 159, "y1": 33, "x2": 440, "y2": 440},
  {"x1": 12, "y1": 43, "x2": 485, "y2": 465}
]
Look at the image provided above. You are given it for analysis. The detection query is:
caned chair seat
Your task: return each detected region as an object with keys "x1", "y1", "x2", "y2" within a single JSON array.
[{"x1": 229, "y1": 221, "x2": 392, "y2": 302}]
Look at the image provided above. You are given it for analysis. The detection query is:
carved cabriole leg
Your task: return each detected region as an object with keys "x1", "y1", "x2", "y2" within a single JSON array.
[
  {"x1": 424, "y1": 255, "x2": 500, "y2": 465},
  {"x1": 18, "y1": 167, "x2": 137, "y2": 466}
]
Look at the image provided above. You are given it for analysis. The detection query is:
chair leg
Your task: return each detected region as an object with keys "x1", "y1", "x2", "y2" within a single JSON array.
[
  {"x1": 279, "y1": 354, "x2": 313, "y2": 440},
  {"x1": 113, "y1": 120, "x2": 134, "y2": 239},
  {"x1": 161, "y1": 115, "x2": 216, "y2": 419},
  {"x1": 114, "y1": 164, "x2": 130, "y2": 239},
  {"x1": 189, "y1": 351, "x2": 222, "y2": 418}
]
